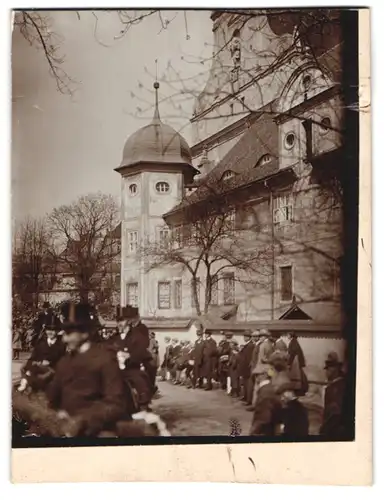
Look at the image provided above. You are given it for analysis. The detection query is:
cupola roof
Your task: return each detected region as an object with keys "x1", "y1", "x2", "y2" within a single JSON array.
[{"x1": 118, "y1": 82, "x2": 193, "y2": 169}]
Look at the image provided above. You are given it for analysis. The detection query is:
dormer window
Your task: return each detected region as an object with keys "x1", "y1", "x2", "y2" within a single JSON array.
[
  {"x1": 222, "y1": 170, "x2": 235, "y2": 181},
  {"x1": 256, "y1": 154, "x2": 272, "y2": 167}
]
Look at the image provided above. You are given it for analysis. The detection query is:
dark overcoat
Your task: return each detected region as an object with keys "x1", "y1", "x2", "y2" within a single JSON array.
[
  {"x1": 201, "y1": 337, "x2": 218, "y2": 379},
  {"x1": 47, "y1": 344, "x2": 127, "y2": 436}
]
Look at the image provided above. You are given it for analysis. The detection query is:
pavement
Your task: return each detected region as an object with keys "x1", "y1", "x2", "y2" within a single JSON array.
[
  {"x1": 152, "y1": 380, "x2": 323, "y2": 437},
  {"x1": 12, "y1": 358, "x2": 323, "y2": 437}
]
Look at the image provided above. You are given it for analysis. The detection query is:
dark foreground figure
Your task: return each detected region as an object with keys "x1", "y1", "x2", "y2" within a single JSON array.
[{"x1": 12, "y1": 301, "x2": 170, "y2": 439}]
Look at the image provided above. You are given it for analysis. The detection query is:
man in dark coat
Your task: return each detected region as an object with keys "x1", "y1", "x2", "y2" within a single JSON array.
[
  {"x1": 320, "y1": 352, "x2": 347, "y2": 439},
  {"x1": 202, "y1": 331, "x2": 218, "y2": 390},
  {"x1": 287, "y1": 332, "x2": 308, "y2": 396},
  {"x1": 47, "y1": 301, "x2": 126, "y2": 437},
  {"x1": 217, "y1": 332, "x2": 232, "y2": 390},
  {"x1": 107, "y1": 305, "x2": 152, "y2": 411},
  {"x1": 249, "y1": 369, "x2": 282, "y2": 436},
  {"x1": 161, "y1": 336, "x2": 173, "y2": 380},
  {"x1": 192, "y1": 325, "x2": 205, "y2": 389},
  {"x1": 237, "y1": 331, "x2": 255, "y2": 404},
  {"x1": 32, "y1": 301, "x2": 55, "y2": 347},
  {"x1": 228, "y1": 340, "x2": 240, "y2": 397},
  {"x1": 19, "y1": 313, "x2": 66, "y2": 392}
]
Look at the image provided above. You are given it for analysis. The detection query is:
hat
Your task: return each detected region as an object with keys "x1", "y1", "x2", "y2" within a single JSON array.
[
  {"x1": 324, "y1": 352, "x2": 343, "y2": 369},
  {"x1": 59, "y1": 301, "x2": 98, "y2": 332},
  {"x1": 43, "y1": 301, "x2": 50, "y2": 308},
  {"x1": 165, "y1": 336, "x2": 171, "y2": 342},
  {"x1": 116, "y1": 305, "x2": 139, "y2": 321},
  {"x1": 260, "y1": 328, "x2": 270, "y2": 337},
  {"x1": 172, "y1": 338, "x2": 178, "y2": 342},
  {"x1": 243, "y1": 330, "x2": 252, "y2": 338},
  {"x1": 44, "y1": 313, "x2": 62, "y2": 332},
  {"x1": 251, "y1": 330, "x2": 261, "y2": 338}
]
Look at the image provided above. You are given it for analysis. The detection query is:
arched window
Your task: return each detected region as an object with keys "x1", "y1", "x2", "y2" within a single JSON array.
[
  {"x1": 222, "y1": 170, "x2": 235, "y2": 181},
  {"x1": 256, "y1": 154, "x2": 272, "y2": 167},
  {"x1": 128, "y1": 183, "x2": 138, "y2": 196},
  {"x1": 155, "y1": 181, "x2": 170, "y2": 193}
]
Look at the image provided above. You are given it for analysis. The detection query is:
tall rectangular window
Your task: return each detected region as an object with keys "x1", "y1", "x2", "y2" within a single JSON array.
[
  {"x1": 174, "y1": 279, "x2": 182, "y2": 309},
  {"x1": 126, "y1": 282, "x2": 139, "y2": 307},
  {"x1": 157, "y1": 227, "x2": 170, "y2": 246},
  {"x1": 158, "y1": 281, "x2": 171, "y2": 309},
  {"x1": 273, "y1": 194, "x2": 293, "y2": 224},
  {"x1": 173, "y1": 226, "x2": 183, "y2": 248},
  {"x1": 191, "y1": 277, "x2": 201, "y2": 308},
  {"x1": 126, "y1": 230, "x2": 138, "y2": 254},
  {"x1": 210, "y1": 278, "x2": 219, "y2": 306},
  {"x1": 280, "y1": 265, "x2": 293, "y2": 302},
  {"x1": 223, "y1": 272, "x2": 235, "y2": 305},
  {"x1": 226, "y1": 209, "x2": 236, "y2": 231}
]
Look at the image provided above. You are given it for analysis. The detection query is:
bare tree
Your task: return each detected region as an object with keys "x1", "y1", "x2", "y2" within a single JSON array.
[
  {"x1": 12, "y1": 216, "x2": 58, "y2": 307},
  {"x1": 141, "y1": 182, "x2": 273, "y2": 316},
  {"x1": 13, "y1": 10, "x2": 78, "y2": 95},
  {"x1": 48, "y1": 192, "x2": 120, "y2": 301}
]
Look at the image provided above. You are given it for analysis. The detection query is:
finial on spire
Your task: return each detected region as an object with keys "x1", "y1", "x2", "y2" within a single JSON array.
[{"x1": 153, "y1": 59, "x2": 160, "y2": 122}]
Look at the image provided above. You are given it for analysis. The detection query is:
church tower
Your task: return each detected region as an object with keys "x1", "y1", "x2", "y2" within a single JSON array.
[{"x1": 115, "y1": 82, "x2": 197, "y2": 316}]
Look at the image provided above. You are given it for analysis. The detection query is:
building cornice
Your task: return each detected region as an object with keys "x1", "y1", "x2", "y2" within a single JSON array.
[
  {"x1": 190, "y1": 111, "x2": 263, "y2": 158},
  {"x1": 275, "y1": 84, "x2": 342, "y2": 125},
  {"x1": 190, "y1": 45, "x2": 304, "y2": 126}
]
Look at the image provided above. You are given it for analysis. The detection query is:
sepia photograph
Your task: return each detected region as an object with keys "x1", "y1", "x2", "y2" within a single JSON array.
[{"x1": 11, "y1": 7, "x2": 363, "y2": 454}]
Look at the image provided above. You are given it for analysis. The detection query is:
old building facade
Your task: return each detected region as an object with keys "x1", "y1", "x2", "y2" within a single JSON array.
[{"x1": 116, "y1": 10, "x2": 346, "y2": 368}]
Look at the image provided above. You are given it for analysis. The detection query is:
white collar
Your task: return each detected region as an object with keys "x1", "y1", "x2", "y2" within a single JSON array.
[
  {"x1": 47, "y1": 338, "x2": 57, "y2": 346},
  {"x1": 78, "y1": 341, "x2": 91, "y2": 354},
  {"x1": 259, "y1": 379, "x2": 271, "y2": 389}
]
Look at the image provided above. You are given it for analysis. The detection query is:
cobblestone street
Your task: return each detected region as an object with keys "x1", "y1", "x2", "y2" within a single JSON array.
[
  {"x1": 153, "y1": 380, "x2": 323, "y2": 437},
  {"x1": 153, "y1": 381, "x2": 254, "y2": 436},
  {"x1": 12, "y1": 359, "x2": 323, "y2": 437}
]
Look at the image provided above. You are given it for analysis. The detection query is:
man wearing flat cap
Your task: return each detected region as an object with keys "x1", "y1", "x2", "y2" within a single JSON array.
[
  {"x1": 47, "y1": 301, "x2": 127, "y2": 437},
  {"x1": 320, "y1": 352, "x2": 346, "y2": 439}
]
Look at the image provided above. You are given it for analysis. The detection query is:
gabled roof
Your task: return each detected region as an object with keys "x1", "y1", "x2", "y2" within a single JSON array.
[
  {"x1": 164, "y1": 112, "x2": 280, "y2": 218},
  {"x1": 279, "y1": 304, "x2": 313, "y2": 320}
]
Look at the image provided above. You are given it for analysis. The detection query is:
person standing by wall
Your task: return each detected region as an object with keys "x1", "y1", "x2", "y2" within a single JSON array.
[
  {"x1": 201, "y1": 331, "x2": 218, "y2": 391},
  {"x1": 237, "y1": 331, "x2": 255, "y2": 405},
  {"x1": 287, "y1": 332, "x2": 308, "y2": 397},
  {"x1": 192, "y1": 325, "x2": 205, "y2": 389},
  {"x1": 320, "y1": 352, "x2": 347, "y2": 439}
]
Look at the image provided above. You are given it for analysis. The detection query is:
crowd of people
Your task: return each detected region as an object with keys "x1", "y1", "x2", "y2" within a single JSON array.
[
  {"x1": 12, "y1": 301, "x2": 347, "y2": 439},
  {"x1": 160, "y1": 325, "x2": 347, "y2": 438},
  {"x1": 12, "y1": 301, "x2": 168, "y2": 438}
]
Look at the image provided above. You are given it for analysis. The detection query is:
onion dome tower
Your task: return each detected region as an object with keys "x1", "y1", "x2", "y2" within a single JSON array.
[{"x1": 115, "y1": 82, "x2": 198, "y2": 314}]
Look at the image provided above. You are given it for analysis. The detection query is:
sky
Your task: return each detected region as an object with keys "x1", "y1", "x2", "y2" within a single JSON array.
[{"x1": 11, "y1": 10, "x2": 213, "y2": 221}]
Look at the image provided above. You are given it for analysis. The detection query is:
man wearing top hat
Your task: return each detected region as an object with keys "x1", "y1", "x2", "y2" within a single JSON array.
[
  {"x1": 19, "y1": 312, "x2": 66, "y2": 393},
  {"x1": 32, "y1": 301, "x2": 55, "y2": 347},
  {"x1": 238, "y1": 331, "x2": 255, "y2": 404},
  {"x1": 320, "y1": 352, "x2": 346, "y2": 439},
  {"x1": 217, "y1": 331, "x2": 232, "y2": 390},
  {"x1": 192, "y1": 323, "x2": 205, "y2": 389},
  {"x1": 47, "y1": 301, "x2": 127, "y2": 437},
  {"x1": 107, "y1": 305, "x2": 152, "y2": 411}
]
